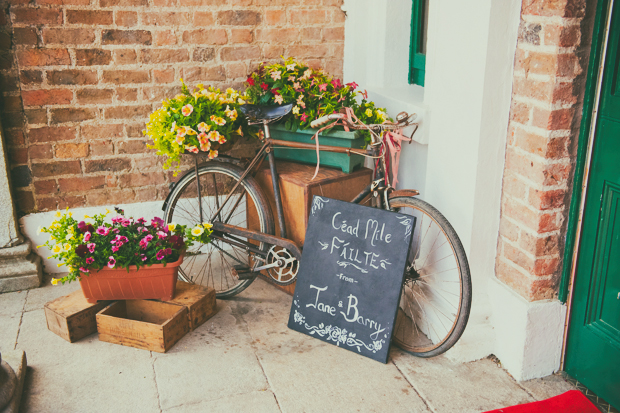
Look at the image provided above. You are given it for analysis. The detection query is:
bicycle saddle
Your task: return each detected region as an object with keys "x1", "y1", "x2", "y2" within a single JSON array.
[{"x1": 240, "y1": 104, "x2": 293, "y2": 123}]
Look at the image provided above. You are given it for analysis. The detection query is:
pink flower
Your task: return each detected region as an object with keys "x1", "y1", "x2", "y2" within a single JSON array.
[
  {"x1": 139, "y1": 239, "x2": 149, "y2": 250},
  {"x1": 145, "y1": 234, "x2": 154, "y2": 242},
  {"x1": 141, "y1": 254, "x2": 147, "y2": 261},
  {"x1": 121, "y1": 219, "x2": 131, "y2": 227},
  {"x1": 79, "y1": 267, "x2": 89, "y2": 273},
  {"x1": 111, "y1": 216, "x2": 123, "y2": 224},
  {"x1": 331, "y1": 78, "x2": 342, "y2": 89},
  {"x1": 137, "y1": 218, "x2": 146, "y2": 225},
  {"x1": 293, "y1": 82, "x2": 300, "y2": 89},
  {"x1": 156, "y1": 249, "x2": 165, "y2": 260},
  {"x1": 274, "y1": 95, "x2": 283, "y2": 104},
  {"x1": 270, "y1": 70, "x2": 281, "y2": 80},
  {"x1": 300, "y1": 113, "x2": 308, "y2": 122},
  {"x1": 107, "y1": 256, "x2": 116, "y2": 269},
  {"x1": 86, "y1": 257, "x2": 94, "y2": 264},
  {"x1": 111, "y1": 246, "x2": 119, "y2": 252},
  {"x1": 84, "y1": 231, "x2": 91, "y2": 242},
  {"x1": 360, "y1": 89, "x2": 368, "y2": 99},
  {"x1": 319, "y1": 83, "x2": 327, "y2": 92},
  {"x1": 96, "y1": 226, "x2": 110, "y2": 236},
  {"x1": 157, "y1": 231, "x2": 167, "y2": 239},
  {"x1": 261, "y1": 82, "x2": 268, "y2": 91},
  {"x1": 346, "y1": 81, "x2": 358, "y2": 90},
  {"x1": 87, "y1": 243, "x2": 96, "y2": 253},
  {"x1": 120, "y1": 236, "x2": 128, "y2": 243},
  {"x1": 182, "y1": 104, "x2": 193, "y2": 117}
]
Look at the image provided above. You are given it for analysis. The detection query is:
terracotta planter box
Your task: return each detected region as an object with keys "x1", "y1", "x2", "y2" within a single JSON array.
[{"x1": 79, "y1": 255, "x2": 184, "y2": 304}]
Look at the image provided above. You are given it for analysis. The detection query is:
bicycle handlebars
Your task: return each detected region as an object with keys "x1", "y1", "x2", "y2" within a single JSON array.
[{"x1": 309, "y1": 111, "x2": 418, "y2": 132}]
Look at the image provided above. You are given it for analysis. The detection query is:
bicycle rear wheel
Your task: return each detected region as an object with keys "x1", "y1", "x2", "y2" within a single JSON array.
[
  {"x1": 163, "y1": 161, "x2": 275, "y2": 299},
  {"x1": 389, "y1": 196, "x2": 471, "y2": 357}
]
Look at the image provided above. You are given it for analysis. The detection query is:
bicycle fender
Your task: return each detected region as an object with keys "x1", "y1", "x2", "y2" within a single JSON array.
[{"x1": 388, "y1": 189, "x2": 420, "y2": 199}]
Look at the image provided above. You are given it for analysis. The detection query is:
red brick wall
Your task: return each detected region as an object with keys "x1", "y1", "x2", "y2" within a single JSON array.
[
  {"x1": 1, "y1": 0, "x2": 345, "y2": 215},
  {"x1": 495, "y1": 0, "x2": 595, "y2": 301}
]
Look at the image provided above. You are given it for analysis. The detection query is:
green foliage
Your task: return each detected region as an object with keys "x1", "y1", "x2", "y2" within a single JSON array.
[
  {"x1": 144, "y1": 81, "x2": 258, "y2": 174},
  {"x1": 245, "y1": 57, "x2": 390, "y2": 143},
  {"x1": 40, "y1": 208, "x2": 213, "y2": 285}
]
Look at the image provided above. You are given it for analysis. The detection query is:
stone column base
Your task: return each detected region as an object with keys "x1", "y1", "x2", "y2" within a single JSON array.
[
  {"x1": 0, "y1": 242, "x2": 42, "y2": 293},
  {"x1": 489, "y1": 277, "x2": 567, "y2": 381},
  {"x1": 0, "y1": 351, "x2": 27, "y2": 413}
]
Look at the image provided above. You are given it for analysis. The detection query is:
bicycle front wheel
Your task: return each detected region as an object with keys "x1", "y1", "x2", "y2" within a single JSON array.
[
  {"x1": 163, "y1": 161, "x2": 275, "y2": 299},
  {"x1": 390, "y1": 196, "x2": 471, "y2": 357}
]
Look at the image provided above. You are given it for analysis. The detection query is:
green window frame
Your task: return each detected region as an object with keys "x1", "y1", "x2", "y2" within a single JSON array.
[{"x1": 409, "y1": 0, "x2": 428, "y2": 86}]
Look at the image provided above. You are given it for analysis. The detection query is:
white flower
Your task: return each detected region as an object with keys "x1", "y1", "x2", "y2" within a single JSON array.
[{"x1": 191, "y1": 226, "x2": 204, "y2": 236}]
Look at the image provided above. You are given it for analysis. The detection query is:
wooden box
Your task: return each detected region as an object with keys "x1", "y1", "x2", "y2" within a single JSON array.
[
  {"x1": 249, "y1": 161, "x2": 372, "y2": 294},
  {"x1": 96, "y1": 300, "x2": 189, "y2": 353},
  {"x1": 44, "y1": 289, "x2": 110, "y2": 343},
  {"x1": 164, "y1": 281, "x2": 217, "y2": 330}
]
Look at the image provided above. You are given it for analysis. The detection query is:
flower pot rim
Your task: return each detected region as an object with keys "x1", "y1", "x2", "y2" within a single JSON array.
[{"x1": 271, "y1": 123, "x2": 361, "y2": 140}]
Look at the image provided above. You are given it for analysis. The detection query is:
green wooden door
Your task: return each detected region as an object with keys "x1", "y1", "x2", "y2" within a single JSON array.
[{"x1": 564, "y1": 2, "x2": 620, "y2": 409}]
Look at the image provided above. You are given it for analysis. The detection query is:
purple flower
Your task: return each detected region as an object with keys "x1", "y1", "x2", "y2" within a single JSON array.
[
  {"x1": 87, "y1": 243, "x2": 96, "y2": 253},
  {"x1": 77, "y1": 221, "x2": 94, "y2": 233},
  {"x1": 96, "y1": 226, "x2": 110, "y2": 236},
  {"x1": 168, "y1": 235, "x2": 184, "y2": 249},
  {"x1": 79, "y1": 267, "x2": 89, "y2": 273},
  {"x1": 75, "y1": 244, "x2": 88, "y2": 257},
  {"x1": 151, "y1": 217, "x2": 165, "y2": 228},
  {"x1": 156, "y1": 249, "x2": 165, "y2": 260},
  {"x1": 111, "y1": 246, "x2": 119, "y2": 253},
  {"x1": 107, "y1": 256, "x2": 116, "y2": 268},
  {"x1": 86, "y1": 257, "x2": 94, "y2": 264},
  {"x1": 84, "y1": 231, "x2": 91, "y2": 242},
  {"x1": 164, "y1": 248, "x2": 172, "y2": 255},
  {"x1": 141, "y1": 254, "x2": 147, "y2": 261}
]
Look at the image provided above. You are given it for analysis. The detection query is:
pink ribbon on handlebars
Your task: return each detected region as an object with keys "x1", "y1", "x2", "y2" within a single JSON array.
[{"x1": 383, "y1": 130, "x2": 411, "y2": 186}]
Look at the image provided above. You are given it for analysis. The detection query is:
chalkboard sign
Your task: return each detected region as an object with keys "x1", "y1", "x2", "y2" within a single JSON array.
[{"x1": 287, "y1": 196, "x2": 415, "y2": 363}]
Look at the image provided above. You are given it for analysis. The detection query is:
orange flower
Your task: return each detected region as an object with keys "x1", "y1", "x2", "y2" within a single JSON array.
[
  {"x1": 182, "y1": 104, "x2": 193, "y2": 116},
  {"x1": 207, "y1": 131, "x2": 220, "y2": 142},
  {"x1": 208, "y1": 149, "x2": 218, "y2": 159}
]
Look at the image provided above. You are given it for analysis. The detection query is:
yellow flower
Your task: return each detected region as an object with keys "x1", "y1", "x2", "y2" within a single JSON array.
[
  {"x1": 65, "y1": 233, "x2": 74, "y2": 240},
  {"x1": 55, "y1": 211, "x2": 61, "y2": 218},
  {"x1": 292, "y1": 106, "x2": 300, "y2": 115},
  {"x1": 168, "y1": 223, "x2": 176, "y2": 231},
  {"x1": 57, "y1": 262, "x2": 65, "y2": 267},
  {"x1": 68, "y1": 212, "x2": 72, "y2": 217},
  {"x1": 84, "y1": 215, "x2": 91, "y2": 219},
  {"x1": 37, "y1": 226, "x2": 44, "y2": 234},
  {"x1": 52, "y1": 244, "x2": 62, "y2": 253},
  {"x1": 197, "y1": 83, "x2": 204, "y2": 89},
  {"x1": 51, "y1": 278, "x2": 59, "y2": 285},
  {"x1": 105, "y1": 208, "x2": 111, "y2": 215},
  {"x1": 63, "y1": 244, "x2": 71, "y2": 251},
  {"x1": 365, "y1": 108, "x2": 373, "y2": 118},
  {"x1": 202, "y1": 222, "x2": 213, "y2": 229},
  {"x1": 191, "y1": 226, "x2": 204, "y2": 236}
]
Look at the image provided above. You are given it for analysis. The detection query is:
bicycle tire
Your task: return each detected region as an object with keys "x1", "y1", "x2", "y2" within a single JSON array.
[
  {"x1": 163, "y1": 161, "x2": 275, "y2": 299},
  {"x1": 389, "y1": 196, "x2": 472, "y2": 357}
]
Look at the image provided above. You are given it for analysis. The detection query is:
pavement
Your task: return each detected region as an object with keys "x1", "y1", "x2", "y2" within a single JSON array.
[{"x1": 0, "y1": 275, "x2": 577, "y2": 413}]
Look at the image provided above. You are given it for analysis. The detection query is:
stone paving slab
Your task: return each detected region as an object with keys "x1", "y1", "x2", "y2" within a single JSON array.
[
  {"x1": 0, "y1": 278, "x2": 579, "y2": 413},
  {"x1": 165, "y1": 390, "x2": 281, "y2": 413},
  {"x1": 392, "y1": 349, "x2": 535, "y2": 413}
]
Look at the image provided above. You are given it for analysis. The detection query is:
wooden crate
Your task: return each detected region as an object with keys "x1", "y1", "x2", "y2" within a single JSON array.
[
  {"x1": 164, "y1": 281, "x2": 217, "y2": 330},
  {"x1": 96, "y1": 300, "x2": 189, "y2": 353},
  {"x1": 44, "y1": 289, "x2": 110, "y2": 343},
  {"x1": 249, "y1": 161, "x2": 372, "y2": 294}
]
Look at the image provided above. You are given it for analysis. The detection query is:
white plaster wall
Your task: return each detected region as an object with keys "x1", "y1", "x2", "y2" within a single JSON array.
[
  {"x1": 343, "y1": 0, "x2": 521, "y2": 363},
  {"x1": 20, "y1": 200, "x2": 164, "y2": 273}
]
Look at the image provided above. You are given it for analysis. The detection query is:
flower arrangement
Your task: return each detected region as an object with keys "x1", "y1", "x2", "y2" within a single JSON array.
[
  {"x1": 39, "y1": 208, "x2": 213, "y2": 285},
  {"x1": 144, "y1": 81, "x2": 257, "y2": 173},
  {"x1": 244, "y1": 57, "x2": 389, "y2": 143}
]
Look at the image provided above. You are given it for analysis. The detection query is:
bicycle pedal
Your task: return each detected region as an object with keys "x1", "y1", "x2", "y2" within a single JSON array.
[{"x1": 232, "y1": 265, "x2": 255, "y2": 280}]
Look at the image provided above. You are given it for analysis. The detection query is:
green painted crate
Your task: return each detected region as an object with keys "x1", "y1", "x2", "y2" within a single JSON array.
[{"x1": 270, "y1": 124, "x2": 366, "y2": 174}]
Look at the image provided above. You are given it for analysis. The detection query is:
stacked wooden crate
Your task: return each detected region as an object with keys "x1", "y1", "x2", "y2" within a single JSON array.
[{"x1": 44, "y1": 281, "x2": 217, "y2": 353}]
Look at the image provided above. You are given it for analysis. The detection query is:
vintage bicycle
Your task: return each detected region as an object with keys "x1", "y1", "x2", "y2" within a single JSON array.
[{"x1": 161, "y1": 104, "x2": 471, "y2": 357}]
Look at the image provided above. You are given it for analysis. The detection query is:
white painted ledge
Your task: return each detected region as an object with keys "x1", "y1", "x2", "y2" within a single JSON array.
[
  {"x1": 489, "y1": 276, "x2": 567, "y2": 381},
  {"x1": 20, "y1": 200, "x2": 165, "y2": 274}
]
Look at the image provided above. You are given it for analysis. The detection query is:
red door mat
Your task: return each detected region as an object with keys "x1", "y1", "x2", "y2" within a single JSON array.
[{"x1": 484, "y1": 390, "x2": 599, "y2": 413}]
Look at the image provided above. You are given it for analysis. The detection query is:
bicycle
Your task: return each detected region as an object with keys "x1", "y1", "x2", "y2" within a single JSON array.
[{"x1": 162, "y1": 104, "x2": 472, "y2": 358}]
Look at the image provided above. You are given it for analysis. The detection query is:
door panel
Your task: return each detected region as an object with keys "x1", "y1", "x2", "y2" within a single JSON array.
[{"x1": 565, "y1": 1, "x2": 620, "y2": 409}]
